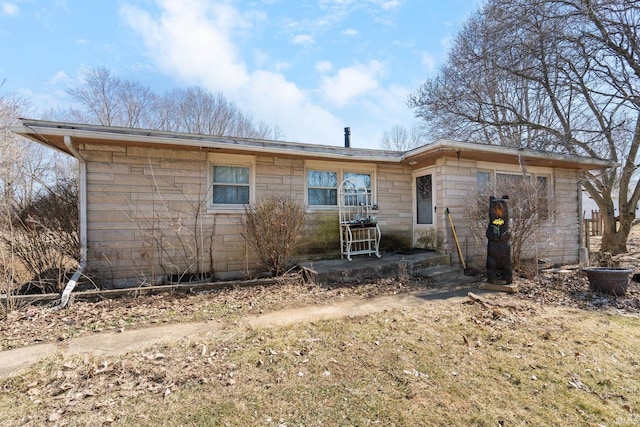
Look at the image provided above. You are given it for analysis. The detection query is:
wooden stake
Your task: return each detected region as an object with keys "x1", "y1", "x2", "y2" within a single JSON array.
[{"x1": 445, "y1": 208, "x2": 466, "y2": 270}]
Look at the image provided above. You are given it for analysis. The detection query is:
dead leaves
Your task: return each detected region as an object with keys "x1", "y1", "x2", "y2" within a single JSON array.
[
  {"x1": 1, "y1": 277, "x2": 420, "y2": 352},
  {"x1": 8, "y1": 339, "x2": 248, "y2": 425},
  {"x1": 517, "y1": 270, "x2": 640, "y2": 313}
]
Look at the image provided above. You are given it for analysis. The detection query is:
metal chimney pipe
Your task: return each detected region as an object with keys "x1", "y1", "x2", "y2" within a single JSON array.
[{"x1": 344, "y1": 127, "x2": 351, "y2": 148}]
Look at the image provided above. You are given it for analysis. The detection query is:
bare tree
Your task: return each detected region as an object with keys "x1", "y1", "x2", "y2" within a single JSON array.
[
  {"x1": 126, "y1": 160, "x2": 215, "y2": 284},
  {"x1": 1, "y1": 89, "x2": 79, "y2": 300},
  {"x1": 0, "y1": 94, "x2": 33, "y2": 205},
  {"x1": 3, "y1": 177, "x2": 79, "y2": 294},
  {"x1": 63, "y1": 66, "x2": 156, "y2": 128},
  {"x1": 0, "y1": 93, "x2": 68, "y2": 212},
  {"x1": 0, "y1": 90, "x2": 25, "y2": 309},
  {"x1": 380, "y1": 124, "x2": 423, "y2": 151},
  {"x1": 409, "y1": 0, "x2": 640, "y2": 254},
  {"x1": 61, "y1": 67, "x2": 282, "y2": 139},
  {"x1": 254, "y1": 119, "x2": 284, "y2": 141},
  {"x1": 154, "y1": 86, "x2": 281, "y2": 139}
]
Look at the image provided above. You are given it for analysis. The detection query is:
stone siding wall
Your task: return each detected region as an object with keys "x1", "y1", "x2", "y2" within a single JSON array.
[
  {"x1": 81, "y1": 144, "x2": 413, "y2": 286},
  {"x1": 435, "y1": 158, "x2": 581, "y2": 268},
  {"x1": 80, "y1": 142, "x2": 581, "y2": 286}
]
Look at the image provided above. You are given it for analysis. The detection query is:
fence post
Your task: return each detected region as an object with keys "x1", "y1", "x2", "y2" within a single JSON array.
[{"x1": 583, "y1": 211, "x2": 590, "y2": 250}]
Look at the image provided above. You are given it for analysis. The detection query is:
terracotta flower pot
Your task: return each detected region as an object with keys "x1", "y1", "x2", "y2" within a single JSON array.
[{"x1": 582, "y1": 267, "x2": 633, "y2": 296}]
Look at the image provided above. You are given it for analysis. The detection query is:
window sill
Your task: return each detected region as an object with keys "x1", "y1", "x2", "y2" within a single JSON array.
[
  {"x1": 306, "y1": 205, "x2": 339, "y2": 213},
  {"x1": 206, "y1": 205, "x2": 247, "y2": 214}
]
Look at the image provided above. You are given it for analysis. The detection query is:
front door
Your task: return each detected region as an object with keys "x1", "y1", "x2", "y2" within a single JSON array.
[{"x1": 413, "y1": 169, "x2": 437, "y2": 248}]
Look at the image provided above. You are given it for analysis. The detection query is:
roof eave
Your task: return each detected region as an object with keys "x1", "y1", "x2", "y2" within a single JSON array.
[
  {"x1": 12, "y1": 120, "x2": 617, "y2": 171},
  {"x1": 11, "y1": 120, "x2": 404, "y2": 163},
  {"x1": 402, "y1": 139, "x2": 615, "y2": 171}
]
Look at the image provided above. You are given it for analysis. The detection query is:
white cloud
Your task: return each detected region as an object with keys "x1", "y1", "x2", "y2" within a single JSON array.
[
  {"x1": 120, "y1": 0, "x2": 343, "y2": 144},
  {"x1": 291, "y1": 34, "x2": 314, "y2": 46},
  {"x1": 342, "y1": 28, "x2": 358, "y2": 37},
  {"x1": 345, "y1": 82, "x2": 419, "y2": 147},
  {"x1": 47, "y1": 71, "x2": 70, "y2": 86},
  {"x1": 369, "y1": 83, "x2": 413, "y2": 121},
  {"x1": 320, "y1": 60, "x2": 384, "y2": 107},
  {"x1": 315, "y1": 61, "x2": 332, "y2": 73},
  {"x1": 441, "y1": 34, "x2": 453, "y2": 51},
  {"x1": 380, "y1": 0, "x2": 401, "y2": 11},
  {"x1": 1, "y1": 2, "x2": 18, "y2": 15},
  {"x1": 421, "y1": 52, "x2": 436, "y2": 73},
  {"x1": 241, "y1": 70, "x2": 342, "y2": 142},
  {"x1": 55, "y1": 0, "x2": 70, "y2": 13},
  {"x1": 313, "y1": 54, "x2": 418, "y2": 145},
  {"x1": 273, "y1": 61, "x2": 291, "y2": 72},
  {"x1": 121, "y1": 0, "x2": 250, "y2": 91}
]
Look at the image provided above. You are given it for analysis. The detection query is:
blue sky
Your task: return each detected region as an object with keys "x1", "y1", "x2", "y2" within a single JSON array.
[{"x1": 0, "y1": 0, "x2": 480, "y2": 148}]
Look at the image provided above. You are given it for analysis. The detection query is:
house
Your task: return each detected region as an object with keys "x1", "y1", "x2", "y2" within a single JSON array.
[{"x1": 12, "y1": 119, "x2": 613, "y2": 288}]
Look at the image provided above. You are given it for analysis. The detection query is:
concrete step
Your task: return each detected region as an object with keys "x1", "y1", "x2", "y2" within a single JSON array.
[
  {"x1": 412, "y1": 265, "x2": 481, "y2": 286},
  {"x1": 409, "y1": 252, "x2": 451, "y2": 270},
  {"x1": 299, "y1": 250, "x2": 452, "y2": 286}
]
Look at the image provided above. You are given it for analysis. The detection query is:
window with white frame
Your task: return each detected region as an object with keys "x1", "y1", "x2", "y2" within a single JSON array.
[
  {"x1": 477, "y1": 171, "x2": 491, "y2": 192},
  {"x1": 477, "y1": 170, "x2": 550, "y2": 191},
  {"x1": 476, "y1": 169, "x2": 552, "y2": 216},
  {"x1": 536, "y1": 175, "x2": 550, "y2": 218},
  {"x1": 212, "y1": 165, "x2": 250, "y2": 204},
  {"x1": 307, "y1": 170, "x2": 338, "y2": 205},
  {"x1": 208, "y1": 154, "x2": 254, "y2": 208},
  {"x1": 306, "y1": 163, "x2": 375, "y2": 207}
]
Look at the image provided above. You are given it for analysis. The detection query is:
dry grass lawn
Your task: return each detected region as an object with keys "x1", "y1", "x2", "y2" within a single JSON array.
[
  {"x1": 4, "y1": 224, "x2": 640, "y2": 426},
  {"x1": 1, "y1": 293, "x2": 639, "y2": 426}
]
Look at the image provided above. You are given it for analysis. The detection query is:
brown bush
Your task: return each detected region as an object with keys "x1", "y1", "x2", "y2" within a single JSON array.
[
  {"x1": 241, "y1": 195, "x2": 305, "y2": 276},
  {"x1": 1, "y1": 178, "x2": 79, "y2": 294},
  {"x1": 467, "y1": 175, "x2": 555, "y2": 272}
]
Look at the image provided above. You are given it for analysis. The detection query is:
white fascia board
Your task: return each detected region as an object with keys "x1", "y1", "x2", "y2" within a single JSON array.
[
  {"x1": 11, "y1": 123, "x2": 402, "y2": 163},
  {"x1": 403, "y1": 139, "x2": 615, "y2": 169}
]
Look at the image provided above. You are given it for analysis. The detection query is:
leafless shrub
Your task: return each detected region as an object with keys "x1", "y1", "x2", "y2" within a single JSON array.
[
  {"x1": 467, "y1": 175, "x2": 556, "y2": 272},
  {"x1": 1, "y1": 90, "x2": 83, "y2": 303},
  {"x1": 127, "y1": 161, "x2": 215, "y2": 285},
  {"x1": 0, "y1": 204, "x2": 18, "y2": 315},
  {"x1": 241, "y1": 195, "x2": 305, "y2": 277},
  {"x1": 0, "y1": 178, "x2": 79, "y2": 294}
]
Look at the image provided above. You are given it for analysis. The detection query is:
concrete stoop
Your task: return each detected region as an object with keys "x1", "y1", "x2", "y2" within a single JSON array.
[{"x1": 300, "y1": 251, "x2": 476, "y2": 286}]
